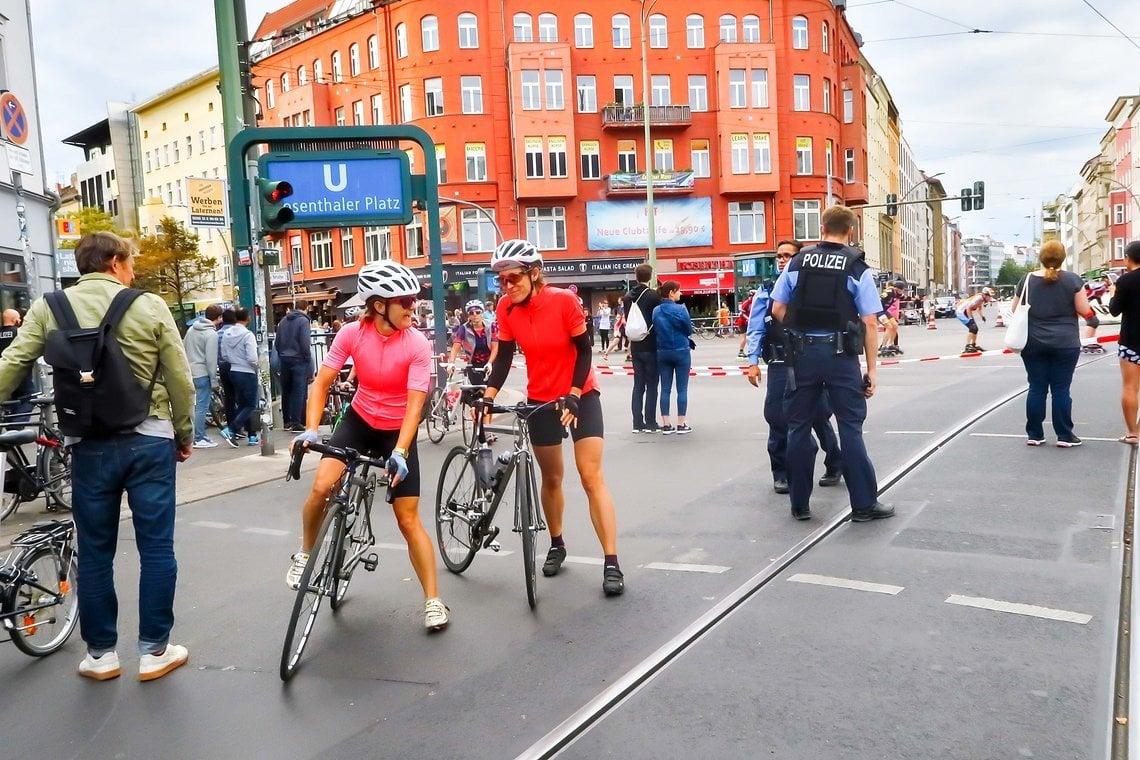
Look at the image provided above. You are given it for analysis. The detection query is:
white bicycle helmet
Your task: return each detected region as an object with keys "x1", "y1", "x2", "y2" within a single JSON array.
[
  {"x1": 357, "y1": 261, "x2": 420, "y2": 299},
  {"x1": 464, "y1": 299, "x2": 485, "y2": 313},
  {"x1": 490, "y1": 239, "x2": 542, "y2": 272},
  {"x1": 981, "y1": 286, "x2": 995, "y2": 297}
]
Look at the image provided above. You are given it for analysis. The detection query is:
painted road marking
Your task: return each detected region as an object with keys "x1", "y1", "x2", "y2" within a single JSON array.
[
  {"x1": 945, "y1": 594, "x2": 1092, "y2": 624},
  {"x1": 644, "y1": 562, "x2": 731, "y2": 574},
  {"x1": 565, "y1": 555, "x2": 604, "y2": 566},
  {"x1": 190, "y1": 520, "x2": 234, "y2": 530},
  {"x1": 970, "y1": 433, "x2": 1026, "y2": 438},
  {"x1": 884, "y1": 430, "x2": 935, "y2": 435},
  {"x1": 788, "y1": 573, "x2": 904, "y2": 595},
  {"x1": 242, "y1": 527, "x2": 289, "y2": 537}
]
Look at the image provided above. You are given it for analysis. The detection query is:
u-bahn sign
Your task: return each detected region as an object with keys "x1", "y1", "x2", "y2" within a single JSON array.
[{"x1": 258, "y1": 149, "x2": 412, "y2": 229}]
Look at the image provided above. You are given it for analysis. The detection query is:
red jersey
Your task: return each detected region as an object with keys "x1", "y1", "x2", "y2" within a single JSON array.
[{"x1": 495, "y1": 286, "x2": 598, "y2": 402}]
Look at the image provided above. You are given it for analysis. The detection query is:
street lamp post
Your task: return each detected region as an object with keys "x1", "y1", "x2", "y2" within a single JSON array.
[{"x1": 639, "y1": 0, "x2": 659, "y2": 284}]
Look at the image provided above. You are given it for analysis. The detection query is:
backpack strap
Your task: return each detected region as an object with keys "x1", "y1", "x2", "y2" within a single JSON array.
[
  {"x1": 101, "y1": 289, "x2": 161, "y2": 397},
  {"x1": 45, "y1": 291, "x2": 82, "y2": 331}
]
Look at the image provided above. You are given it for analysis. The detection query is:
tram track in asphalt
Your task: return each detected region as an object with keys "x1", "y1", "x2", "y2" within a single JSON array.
[{"x1": 516, "y1": 353, "x2": 1117, "y2": 760}]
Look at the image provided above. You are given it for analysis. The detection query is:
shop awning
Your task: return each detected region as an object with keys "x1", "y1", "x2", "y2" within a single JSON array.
[
  {"x1": 271, "y1": 290, "x2": 338, "y2": 305},
  {"x1": 668, "y1": 271, "x2": 734, "y2": 296}
]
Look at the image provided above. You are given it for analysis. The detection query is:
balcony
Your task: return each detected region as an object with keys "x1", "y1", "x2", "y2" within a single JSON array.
[
  {"x1": 606, "y1": 170, "x2": 695, "y2": 196},
  {"x1": 602, "y1": 105, "x2": 692, "y2": 129}
]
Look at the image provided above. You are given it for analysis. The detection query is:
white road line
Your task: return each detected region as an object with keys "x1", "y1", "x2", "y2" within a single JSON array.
[
  {"x1": 644, "y1": 562, "x2": 730, "y2": 574},
  {"x1": 788, "y1": 573, "x2": 904, "y2": 595},
  {"x1": 884, "y1": 430, "x2": 935, "y2": 435},
  {"x1": 242, "y1": 527, "x2": 289, "y2": 537},
  {"x1": 970, "y1": 433, "x2": 1025, "y2": 439},
  {"x1": 565, "y1": 555, "x2": 604, "y2": 566},
  {"x1": 945, "y1": 594, "x2": 1092, "y2": 624},
  {"x1": 190, "y1": 520, "x2": 235, "y2": 530}
]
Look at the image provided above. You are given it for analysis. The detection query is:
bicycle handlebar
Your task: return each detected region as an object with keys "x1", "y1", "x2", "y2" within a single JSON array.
[{"x1": 287, "y1": 440, "x2": 395, "y2": 503}]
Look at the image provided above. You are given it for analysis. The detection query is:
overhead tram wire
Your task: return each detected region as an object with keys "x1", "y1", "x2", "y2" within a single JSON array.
[{"x1": 1079, "y1": 0, "x2": 1140, "y2": 51}]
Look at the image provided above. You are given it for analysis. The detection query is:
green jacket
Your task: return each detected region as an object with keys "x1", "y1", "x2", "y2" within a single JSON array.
[{"x1": 0, "y1": 273, "x2": 195, "y2": 444}]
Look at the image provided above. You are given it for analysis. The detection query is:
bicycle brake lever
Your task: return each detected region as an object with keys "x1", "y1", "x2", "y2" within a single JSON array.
[{"x1": 286, "y1": 445, "x2": 304, "y2": 481}]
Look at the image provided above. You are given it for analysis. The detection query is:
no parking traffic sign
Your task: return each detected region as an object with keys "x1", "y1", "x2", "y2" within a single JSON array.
[{"x1": 0, "y1": 92, "x2": 29, "y2": 145}]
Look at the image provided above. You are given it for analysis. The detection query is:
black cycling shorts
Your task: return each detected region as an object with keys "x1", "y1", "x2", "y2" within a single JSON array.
[
  {"x1": 324, "y1": 406, "x2": 420, "y2": 499},
  {"x1": 527, "y1": 390, "x2": 604, "y2": 447}
]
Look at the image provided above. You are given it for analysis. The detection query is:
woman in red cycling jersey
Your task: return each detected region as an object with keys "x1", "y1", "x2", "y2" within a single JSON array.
[
  {"x1": 482, "y1": 239, "x2": 624, "y2": 596},
  {"x1": 288, "y1": 261, "x2": 450, "y2": 631}
]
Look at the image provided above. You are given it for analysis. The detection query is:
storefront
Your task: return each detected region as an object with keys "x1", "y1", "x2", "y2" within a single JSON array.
[{"x1": 660, "y1": 258, "x2": 736, "y2": 316}]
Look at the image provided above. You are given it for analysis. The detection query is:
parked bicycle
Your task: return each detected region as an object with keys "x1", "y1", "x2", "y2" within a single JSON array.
[
  {"x1": 0, "y1": 397, "x2": 72, "y2": 523},
  {"x1": 0, "y1": 518, "x2": 78, "y2": 656},
  {"x1": 280, "y1": 440, "x2": 391, "y2": 681},
  {"x1": 434, "y1": 394, "x2": 552, "y2": 609}
]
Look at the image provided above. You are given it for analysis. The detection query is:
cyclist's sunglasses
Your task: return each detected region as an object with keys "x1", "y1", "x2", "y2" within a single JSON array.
[
  {"x1": 497, "y1": 268, "x2": 532, "y2": 287},
  {"x1": 387, "y1": 295, "x2": 418, "y2": 309}
]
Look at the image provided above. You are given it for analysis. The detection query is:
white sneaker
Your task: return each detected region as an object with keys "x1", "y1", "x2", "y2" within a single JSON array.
[
  {"x1": 78, "y1": 650, "x2": 121, "y2": 681},
  {"x1": 286, "y1": 551, "x2": 309, "y2": 590},
  {"x1": 425, "y1": 598, "x2": 450, "y2": 631},
  {"x1": 139, "y1": 643, "x2": 189, "y2": 681},
  {"x1": 192, "y1": 438, "x2": 218, "y2": 449}
]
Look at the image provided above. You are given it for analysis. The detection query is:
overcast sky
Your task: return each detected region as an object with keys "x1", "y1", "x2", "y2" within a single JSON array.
[{"x1": 28, "y1": 0, "x2": 1140, "y2": 249}]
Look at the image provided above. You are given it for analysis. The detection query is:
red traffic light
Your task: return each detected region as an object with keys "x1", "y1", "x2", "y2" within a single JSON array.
[{"x1": 267, "y1": 180, "x2": 292, "y2": 203}]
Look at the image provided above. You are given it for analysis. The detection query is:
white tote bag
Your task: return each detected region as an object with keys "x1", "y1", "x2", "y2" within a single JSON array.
[{"x1": 1004, "y1": 278, "x2": 1031, "y2": 351}]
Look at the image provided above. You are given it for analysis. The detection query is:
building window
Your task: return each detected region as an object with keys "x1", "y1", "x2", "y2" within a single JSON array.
[
  {"x1": 514, "y1": 13, "x2": 533, "y2": 42},
  {"x1": 1115, "y1": 203, "x2": 1126, "y2": 224},
  {"x1": 548, "y1": 137, "x2": 568, "y2": 178},
  {"x1": 526, "y1": 207, "x2": 567, "y2": 250},
  {"x1": 545, "y1": 70, "x2": 565, "y2": 109},
  {"x1": 617, "y1": 139, "x2": 637, "y2": 173},
  {"x1": 538, "y1": 13, "x2": 558, "y2": 42},
  {"x1": 822, "y1": 21, "x2": 830, "y2": 53},
  {"x1": 406, "y1": 216, "x2": 425, "y2": 258},
  {"x1": 691, "y1": 139, "x2": 710, "y2": 178},
  {"x1": 461, "y1": 76, "x2": 483, "y2": 114},
  {"x1": 313, "y1": 59, "x2": 323, "y2": 83},
  {"x1": 719, "y1": 15, "x2": 737, "y2": 43},
  {"x1": 843, "y1": 88, "x2": 854, "y2": 123},
  {"x1": 297, "y1": 65, "x2": 307, "y2": 85},
  {"x1": 435, "y1": 145, "x2": 447, "y2": 183},
  {"x1": 729, "y1": 201, "x2": 766, "y2": 244},
  {"x1": 223, "y1": 254, "x2": 232, "y2": 285},
  {"x1": 649, "y1": 14, "x2": 668, "y2": 48},
  {"x1": 793, "y1": 75, "x2": 810, "y2": 111},
  {"x1": 345, "y1": 100, "x2": 360, "y2": 125},
  {"x1": 796, "y1": 137, "x2": 813, "y2": 175},
  {"x1": 792, "y1": 16, "x2": 808, "y2": 49},
  {"x1": 422, "y1": 15, "x2": 439, "y2": 51},
  {"x1": 145, "y1": 151, "x2": 152, "y2": 173},
  {"x1": 822, "y1": 78, "x2": 832, "y2": 114},
  {"x1": 399, "y1": 84, "x2": 412, "y2": 122},
  {"x1": 173, "y1": 141, "x2": 180, "y2": 162},
  {"x1": 688, "y1": 75, "x2": 707, "y2": 112},
  {"x1": 580, "y1": 140, "x2": 601, "y2": 180},
  {"x1": 687, "y1": 15, "x2": 705, "y2": 48},
  {"x1": 751, "y1": 69, "x2": 768, "y2": 107},
  {"x1": 575, "y1": 14, "x2": 594, "y2": 48},
  {"x1": 396, "y1": 23, "x2": 408, "y2": 57},
  {"x1": 462, "y1": 209, "x2": 497, "y2": 252},
  {"x1": 614, "y1": 75, "x2": 634, "y2": 106},
  {"x1": 176, "y1": 179, "x2": 183, "y2": 205},
  {"x1": 364, "y1": 226, "x2": 391, "y2": 262},
  {"x1": 341, "y1": 233, "x2": 355, "y2": 267},
  {"x1": 793, "y1": 199, "x2": 821, "y2": 240},
  {"x1": 458, "y1": 14, "x2": 479, "y2": 48},
  {"x1": 525, "y1": 137, "x2": 544, "y2": 178},
  {"x1": 612, "y1": 14, "x2": 631, "y2": 48},
  {"x1": 729, "y1": 69, "x2": 747, "y2": 108},
  {"x1": 844, "y1": 148, "x2": 855, "y2": 182},
  {"x1": 199, "y1": 130, "x2": 206, "y2": 153},
  {"x1": 210, "y1": 126, "x2": 217, "y2": 148},
  {"x1": 331, "y1": 51, "x2": 342, "y2": 82},
  {"x1": 466, "y1": 143, "x2": 487, "y2": 181},
  {"x1": 425, "y1": 77, "x2": 444, "y2": 116},
  {"x1": 521, "y1": 70, "x2": 541, "y2": 109},
  {"x1": 368, "y1": 35, "x2": 380, "y2": 67},
  {"x1": 290, "y1": 238, "x2": 303, "y2": 274},
  {"x1": 577, "y1": 75, "x2": 597, "y2": 113},
  {"x1": 731, "y1": 134, "x2": 749, "y2": 174},
  {"x1": 310, "y1": 231, "x2": 333, "y2": 270},
  {"x1": 335, "y1": 106, "x2": 346, "y2": 127},
  {"x1": 653, "y1": 138, "x2": 674, "y2": 172},
  {"x1": 1116, "y1": 238, "x2": 1126, "y2": 258},
  {"x1": 753, "y1": 133, "x2": 771, "y2": 174},
  {"x1": 349, "y1": 43, "x2": 360, "y2": 76},
  {"x1": 825, "y1": 139, "x2": 833, "y2": 176},
  {"x1": 651, "y1": 75, "x2": 671, "y2": 106},
  {"x1": 742, "y1": 15, "x2": 761, "y2": 43},
  {"x1": 281, "y1": 73, "x2": 290, "y2": 93},
  {"x1": 265, "y1": 79, "x2": 275, "y2": 108},
  {"x1": 371, "y1": 94, "x2": 384, "y2": 124}
]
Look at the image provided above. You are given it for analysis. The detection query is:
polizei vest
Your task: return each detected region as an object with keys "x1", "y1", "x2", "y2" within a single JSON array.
[{"x1": 783, "y1": 242, "x2": 865, "y2": 333}]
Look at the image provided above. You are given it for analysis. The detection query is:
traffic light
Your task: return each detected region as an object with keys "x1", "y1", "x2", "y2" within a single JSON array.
[
  {"x1": 886, "y1": 193, "x2": 898, "y2": 216},
  {"x1": 972, "y1": 180, "x2": 985, "y2": 211},
  {"x1": 960, "y1": 188, "x2": 973, "y2": 212},
  {"x1": 256, "y1": 177, "x2": 295, "y2": 231}
]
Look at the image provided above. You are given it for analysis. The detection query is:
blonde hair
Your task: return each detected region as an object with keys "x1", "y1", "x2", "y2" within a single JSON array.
[{"x1": 1038, "y1": 240, "x2": 1066, "y2": 282}]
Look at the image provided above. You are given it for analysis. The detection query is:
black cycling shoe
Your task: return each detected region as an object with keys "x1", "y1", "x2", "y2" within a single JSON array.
[
  {"x1": 603, "y1": 565, "x2": 625, "y2": 596},
  {"x1": 542, "y1": 546, "x2": 567, "y2": 577}
]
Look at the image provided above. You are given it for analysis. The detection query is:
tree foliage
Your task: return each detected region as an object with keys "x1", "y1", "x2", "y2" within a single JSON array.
[
  {"x1": 59, "y1": 207, "x2": 130, "y2": 249},
  {"x1": 134, "y1": 217, "x2": 216, "y2": 318},
  {"x1": 995, "y1": 258, "x2": 1037, "y2": 287}
]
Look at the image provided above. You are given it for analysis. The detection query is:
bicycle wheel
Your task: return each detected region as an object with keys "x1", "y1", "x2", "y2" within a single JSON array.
[
  {"x1": 39, "y1": 444, "x2": 72, "y2": 512},
  {"x1": 207, "y1": 390, "x2": 226, "y2": 428},
  {"x1": 280, "y1": 505, "x2": 345, "y2": 681},
  {"x1": 460, "y1": 401, "x2": 473, "y2": 448},
  {"x1": 0, "y1": 451, "x2": 23, "y2": 522},
  {"x1": 698, "y1": 324, "x2": 715, "y2": 340},
  {"x1": 331, "y1": 472, "x2": 376, "y2": 611},
  {"x1": 519, "y1": 454, "x2": 539, "y2": 610},
  {"x1": 425, "y1": 387, "x2": 447, "y2": 444},
  {"x1": 435, "y1": 446, "x2": 482, "y2": 573},
  {"x1": 4, "y1": 546, "x2": 79, "y2": 656}
]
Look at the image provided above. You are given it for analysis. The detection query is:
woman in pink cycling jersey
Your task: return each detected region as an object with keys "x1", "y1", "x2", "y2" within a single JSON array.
[{"x1": 288, "y1": 262, "x2": 449, "y2": 631}]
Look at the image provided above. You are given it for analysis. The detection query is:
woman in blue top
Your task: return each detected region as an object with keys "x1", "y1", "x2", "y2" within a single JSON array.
[{"x1": 652, "y1": 280, "x2": 694, "y2": 434}]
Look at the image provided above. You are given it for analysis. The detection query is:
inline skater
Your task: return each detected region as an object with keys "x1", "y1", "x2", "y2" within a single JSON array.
[
  {"x1": 877, "y1": 281, "x2": 905, "y2": 356},
  {"x1": 956, "y1": 288, "x2": 994, "y2": 354}
]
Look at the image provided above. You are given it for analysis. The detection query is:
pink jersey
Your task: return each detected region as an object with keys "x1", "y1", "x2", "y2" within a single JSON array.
[{"x1": 322, "y1": 320, "x2": 432, "y2": 430}]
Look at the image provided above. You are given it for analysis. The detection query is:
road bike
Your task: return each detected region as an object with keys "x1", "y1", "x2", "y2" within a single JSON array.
[
  {"x1": 424, "y1": 363, "x2": 486, "y2": 446},
  {"x1": 280, "y1": 439, "x2": 390, "y2": 681},
  {"x1": 0, "y1": 518, "x2": 78, "y2": 656},
  {"x1": 0, "y1": 397, "x2": 72, "y2": 523},
  {"x1": 434, "y1": 394, "x2": 552, "y2": 609}
]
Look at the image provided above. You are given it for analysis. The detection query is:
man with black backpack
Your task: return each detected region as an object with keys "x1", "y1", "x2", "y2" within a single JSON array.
[
  {"x1": 0, "y1": 231, "x2": 195, "y2": 682},
  {"x1": 622, "y1": 263, "x2": 661, "y2": 434}
]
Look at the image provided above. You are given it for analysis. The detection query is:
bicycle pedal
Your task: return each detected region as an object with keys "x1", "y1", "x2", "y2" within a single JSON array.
[
  {"x1": 482, "y1": 525, "x2": 500, "y2": 550},
  {"x1": 486, "y1": 540, "x2": 501, "y2": 553},
  {"x1": 362, "y1": 553, "x2": 379, "y2": 571}
]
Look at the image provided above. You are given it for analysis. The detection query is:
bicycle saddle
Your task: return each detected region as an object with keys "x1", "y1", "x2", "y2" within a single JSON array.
[{"x1": 0, "y1": 429, "x2": 37, "y2": 447}]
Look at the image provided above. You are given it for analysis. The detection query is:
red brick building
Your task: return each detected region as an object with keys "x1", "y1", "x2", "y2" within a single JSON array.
[{"x1": 252, "y1": 0, "x2": 868, "y2": 311}]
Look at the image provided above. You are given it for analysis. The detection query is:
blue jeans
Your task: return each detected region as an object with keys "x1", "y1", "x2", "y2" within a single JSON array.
[
  {"x1": 1020, "y1": 342, "x2": 1080, "y2": 439},
  {"x1": 630, "y1": 351, "x2": 659, "y2": 428},
  {"x1": 658, "y1": 348, "x2": 691, "y2": 418},
  {"x1": 71, "y1": 434, "x2": 177, "y2": 655},
  {"x1": 279, "y1": 359, "x2": 310, "y2": 427},
  {"x1": 192, "y1": 375, "x2": 212, "y2": 441},
  {"x1": 230, "y1": 370, "x2": 260, "y2": 435}
]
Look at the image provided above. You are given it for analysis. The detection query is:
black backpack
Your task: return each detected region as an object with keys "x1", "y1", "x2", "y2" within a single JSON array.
[{"x1": 43, "y1": 289, "x2": 158, "y2": 438}]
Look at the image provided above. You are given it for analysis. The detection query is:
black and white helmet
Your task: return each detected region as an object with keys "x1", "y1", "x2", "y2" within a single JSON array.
[
  {"x1": 357, "y1": 261, "x2": 420, "y2": 299},
  {"x1": 490, "y1": 239, "x2": 542, "y2": 272}
]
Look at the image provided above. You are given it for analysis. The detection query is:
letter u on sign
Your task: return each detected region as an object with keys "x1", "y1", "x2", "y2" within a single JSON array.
[{"x1": 323, "y1": 164, "x2": 348, "y2": 191}]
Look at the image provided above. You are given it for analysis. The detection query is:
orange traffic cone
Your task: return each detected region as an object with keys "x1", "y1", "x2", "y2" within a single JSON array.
[
  {"x1": 995, "y1": 310, "x2": 1005, "y2": 328},
  {"x1": 927, "y1": 308, "x2": 937, "y2": 330}
]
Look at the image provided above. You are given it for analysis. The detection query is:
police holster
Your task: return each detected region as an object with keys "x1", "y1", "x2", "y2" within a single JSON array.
[
  {"x1": 842, "y1": 321, "x2": 866, "y2": 357},
  {"x1": 782, "y1": 329, "x2": 807, "y2": 392}
]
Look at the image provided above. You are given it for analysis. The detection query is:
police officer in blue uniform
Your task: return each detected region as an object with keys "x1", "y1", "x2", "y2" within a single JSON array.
[
  {"x1": 769, "y1": 206, "x2": 894, "y2": 522},
  {"x1": 745, "y1": 240, "x2": 842, "y2": 496}
]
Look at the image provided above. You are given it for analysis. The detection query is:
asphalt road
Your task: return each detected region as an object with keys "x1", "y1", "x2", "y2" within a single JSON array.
[{"x1": 0, "y1": 316, "x2": 1129, "y2": 759}]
